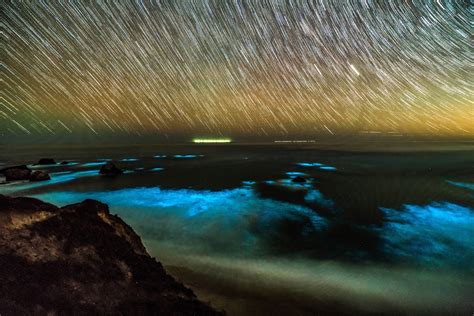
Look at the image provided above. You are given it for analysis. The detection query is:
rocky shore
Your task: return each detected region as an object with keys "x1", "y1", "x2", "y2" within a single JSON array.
[{"x1": 0, "y1": 194, "x2": 222, "y2": 315}]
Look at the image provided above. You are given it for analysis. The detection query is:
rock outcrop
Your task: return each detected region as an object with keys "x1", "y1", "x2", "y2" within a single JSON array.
[
  {"x1": 29, "y1": 170, "x2": 51, "y2": 182},
  {"x1": 0, "y1": 195, "x2": 222, "y2": 315},
  {"x1": 100, "y1": 162, "x2": 123, "y2": 176},
  {"x1": 0, "y1": 166, "x2": 51, "y2": 183},
  {"x1": 0, "y1": 165, "x2": 32, "y2": 181},
  {"x1": 35, "y1": 158, "x2": 56, "y2": 165},
  {"x1": 291, "y1": 176, "x2": 306, "y2": 183}
]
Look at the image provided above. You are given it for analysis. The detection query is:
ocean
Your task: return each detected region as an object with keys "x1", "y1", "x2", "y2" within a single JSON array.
[{"x1": 1, "y1": 141, "x2": 473, "y2": 314}]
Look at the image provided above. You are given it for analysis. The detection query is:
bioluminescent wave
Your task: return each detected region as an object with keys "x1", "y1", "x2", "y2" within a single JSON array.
[{"x1": 380, "y1": 202, "x2": 474, "y2": 269}]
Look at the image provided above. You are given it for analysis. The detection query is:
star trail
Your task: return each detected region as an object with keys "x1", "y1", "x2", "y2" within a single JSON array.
[{"x1": 2, "y1": 0, "x2": 473, "y2": 142}]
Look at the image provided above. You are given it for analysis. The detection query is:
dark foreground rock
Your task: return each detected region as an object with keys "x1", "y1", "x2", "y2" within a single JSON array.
[
  {"x1": 100, "y1": 162, "x2": 123, "y2": 176},
  {"x1": 36, "y1": 158, "x2": 56, "y2": 165},
  {"x1": 0, "y1": 195, "x2": 222, "y2": 315},
  {"x1": 0, "y1": 165, "x2": 32, "y2": 181}
]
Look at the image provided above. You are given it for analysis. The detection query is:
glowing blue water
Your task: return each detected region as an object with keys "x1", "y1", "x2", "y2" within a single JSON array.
[
  {"x1": 320, "y1": 166, "x2": 337, "y2": 171},
  {"x1": 35, "y1": 186, "x2": 327, "y2": 254},
  {"x1": 446, "y1": 180, "x2": 474, "y2": 191},
  {"x1": 296, "y1": 162, "x2": 337, "y2": 171},
  {"x1": 380, "y1": 202, "x2": 474, "y2": 269},
  {"x1": 81, "y1": 161, "x2": 107, "y2": 167},
  {"x1": 304, "y1": 189, "x2": 335, "y2": 208},
  {"x1": 120, "y1": 158, "x2": 139, "y2": 162},
  {"x1": 2, "y1": 156, "x2": 472, "y2": 272},
  {"x1": 286, "y1": 171, "x2": 307, "y2": 177},
  {"x1": 296, "y1": 162, "x2": 323, "y2": 167}
]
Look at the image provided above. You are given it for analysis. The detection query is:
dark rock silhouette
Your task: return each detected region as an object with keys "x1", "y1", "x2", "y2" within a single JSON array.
[
  {"x1": 100, "y1": 162, "x2": 123, "y2": 176},
  {"x1": 0, "y1": 195, "x2": 222, "y2": 315},
  {"x1": 36, "y1": 158, "x2": 56, "y2": 165},
  {"x1": 29, "y1": 170, "x2": 51, "y2": 182},
  {"x1": 60, "y1": 161, "x2": 69, "y2": 165},
  {"x1": 291, "y1": 176, "x2": 306, "y2": 183},
  {"x1": 0, "y1": 165, "x2": 32, "y2": 181}
]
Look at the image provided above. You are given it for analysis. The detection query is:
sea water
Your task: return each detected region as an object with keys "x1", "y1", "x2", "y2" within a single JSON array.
[{"x1": 1, "y1": 142, "x2": 473, "y2": 314}]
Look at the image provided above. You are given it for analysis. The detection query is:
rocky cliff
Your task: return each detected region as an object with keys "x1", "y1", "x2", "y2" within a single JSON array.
[{"x1": 0, "y1": 195, "x2": 222, "y2": 315}]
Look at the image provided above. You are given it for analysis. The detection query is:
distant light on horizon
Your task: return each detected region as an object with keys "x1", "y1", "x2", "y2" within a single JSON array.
[
  {"x1": 193, "y1": 138, "x2": 232, "y2": 143},
  {"x1": 274, "y1": 140, "x2": 316, "y2": 143}
]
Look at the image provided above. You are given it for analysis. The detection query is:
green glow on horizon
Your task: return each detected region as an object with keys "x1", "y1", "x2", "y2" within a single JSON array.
[{"x1": 193, "y1": 138, "x2": 232, "y2": 143}]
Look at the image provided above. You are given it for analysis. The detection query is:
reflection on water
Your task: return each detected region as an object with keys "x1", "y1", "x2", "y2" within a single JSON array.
[
  {"x1": 120, "y1": 158, "x2": 139, "y2": 162},
  {"x1": 447, "y1": 180, "x2": 474, "y2": 191},
  {"x1": 1, "y1": 143, "x2": 473, "y2": 314},
  {"x1": 0, "y1": 170, "x2": 100, "y2": 194},
  {"x1": 80, "y1": 161, "x2": 107, "y2": 167}
]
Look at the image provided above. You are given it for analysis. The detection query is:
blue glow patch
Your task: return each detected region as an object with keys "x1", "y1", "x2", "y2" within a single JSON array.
[
  {"x1": 174, "y1": 154, "x2": 198, "y2": 158},
  {"x1": 120, "y1": 158, "x2": 139, "y2": 162},
  {"x1": 279, "y1": 179, "x2": 307, "y2": 186},
  {"x1": 320, "y1": 166, "x2": 337, "y2": 171},
  {"x1": 380, "y1": 202, "x2": 474, "y2": 268},
  {"x1": 35, "y1": 186, "x2": 327, "y2": 250},
  {"x1": 81, "y1": 161, "x2": 107, "y2": 167},
  {"x1": 286, "y1": 172, "x2": 307, "y2": 177},
  {"x1": 63, "y1": 162, "x2": 79, "y2": 166},
  {"x1": 154, "y1": 155, "x2": 167, "y2": 158},
  {"x1": 242, "y1": 181, "x2": 256, "y2": 186},
  {"x1": 446, "y1": 180, "x2": 474, "y2": 191},
  {"x1": 296, "y1": 162, "x2": 323, "y2": 167},
  {"x1": 276, "y1": 178, "x2": 314, "y2": 189},
  {"x1": 304, "y1": 189, "x2": 335, "y2": 208},
  {"x1": 135, "y1": 167, "x2": 145, "y2": 171},
  {"x1": 151, "y1": 167, "x2": 164, "y2": 171},
  {"x1": 97, "y1": 158, "x2": 112, "y2": 161},
  {"x1": 29, "y1": 164, "x2": 57, "y2": 168},
  {"x1": 49, "y1": 170, "x2": 99, "y2": 182}
]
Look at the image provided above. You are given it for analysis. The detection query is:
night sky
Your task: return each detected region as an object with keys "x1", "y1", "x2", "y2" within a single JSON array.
[{"x1": 2, "y1": 1, "x2": 473, "y2": 143}]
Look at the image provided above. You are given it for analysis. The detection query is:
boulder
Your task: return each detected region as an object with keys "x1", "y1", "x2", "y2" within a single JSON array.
[
  {"x1": 291, "y1": 176, "x2": 306, "y2": 183},
  {"x1": 29, "y1": 170, "x2": 51, "y2": 181},
  {"x1": 60, "y1": 161, "x2": 69, "y2": 165},
  {"x1": 99, "y1": 162, "x2": 123, "y2": 176},
  {"x1": 0, "y1": 175, "x2": 6, "y2": 184},
  {"x1": 0, "y1": 195, "x2": 222, "y2": 315},
  {"x1": 36, "y1": 158, "x2": 56, "y2": 165},
  {"x1": 0, "y1": 165, "x2": 32, "y2": 181}
]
